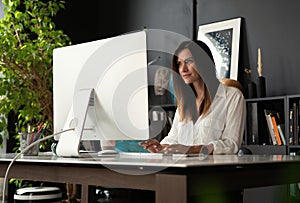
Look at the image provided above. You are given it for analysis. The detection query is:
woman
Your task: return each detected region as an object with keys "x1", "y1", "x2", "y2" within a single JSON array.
[{"x1": 140, "y1": 40, "x2": 246, "y2": 155}]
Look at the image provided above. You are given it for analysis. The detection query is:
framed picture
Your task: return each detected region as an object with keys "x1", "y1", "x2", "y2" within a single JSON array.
[{"x1": 197, "y1": 17, "x2": 241, "y2": 80}]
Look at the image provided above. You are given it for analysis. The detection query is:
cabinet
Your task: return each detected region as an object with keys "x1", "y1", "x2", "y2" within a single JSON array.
[
  {"x1": 244, "y1": 94, "x2": 300, "y2": 155},
  {"x1": 286, "y1": 95, "x2": 300, "y2": 155}
]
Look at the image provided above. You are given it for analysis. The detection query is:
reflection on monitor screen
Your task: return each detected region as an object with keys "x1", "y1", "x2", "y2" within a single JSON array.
[{"x1": 53, "y1": 31, "x2": 149, "y2": 157}]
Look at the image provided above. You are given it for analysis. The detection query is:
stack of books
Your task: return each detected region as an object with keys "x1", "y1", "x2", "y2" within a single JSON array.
[{"x1": 264, "y1": 109, "x2": 286, "y2": 146}]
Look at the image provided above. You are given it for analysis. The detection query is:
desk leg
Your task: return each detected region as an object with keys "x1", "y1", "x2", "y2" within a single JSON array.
[
  {"x1": 81, "y1": 184, "x2": 89, "y2": 202},
  {"x1": 81, "y1": 185, "x2": 97, "y2": 202},
  {"x1": 156, "y1": 174, "x2": 187, "y2": 203}
]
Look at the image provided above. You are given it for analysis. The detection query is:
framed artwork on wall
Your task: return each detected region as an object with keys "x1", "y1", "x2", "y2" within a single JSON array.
[{"x1": 197, "y1": 17, "x2": 241, "y2": 80}]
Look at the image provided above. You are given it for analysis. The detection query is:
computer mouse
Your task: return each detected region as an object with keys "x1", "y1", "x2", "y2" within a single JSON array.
[{"x1": 238, "y1": 147, "x2": 252, "y2": 156}]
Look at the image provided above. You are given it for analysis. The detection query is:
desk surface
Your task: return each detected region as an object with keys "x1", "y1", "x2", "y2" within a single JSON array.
[
  {"x1": 1, "y1": 153, "x2": 300, "y2": 203},
  {"x1": 0, "y1": 153, "x2": 299, "y2": 168}
]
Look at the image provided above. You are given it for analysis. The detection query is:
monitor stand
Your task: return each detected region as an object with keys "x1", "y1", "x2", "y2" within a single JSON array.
[{"x1": 56, "y1": 88, "x2": 96, "y2": 157}]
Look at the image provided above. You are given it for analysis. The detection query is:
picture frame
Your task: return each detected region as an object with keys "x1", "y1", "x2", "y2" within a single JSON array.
[{"x1": 197, "y1": 17, "x2": 241, "y2": 80}]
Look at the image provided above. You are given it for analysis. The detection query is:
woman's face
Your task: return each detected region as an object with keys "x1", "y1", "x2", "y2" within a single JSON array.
[{"x1": 177, "y1": 48, "x2": 201, "y2": 84}]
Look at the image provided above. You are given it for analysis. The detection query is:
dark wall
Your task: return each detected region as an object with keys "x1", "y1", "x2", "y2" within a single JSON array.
[
  {"x1": 197, "y1": 0, "x2": 300, "y2": 97},
  {"x1": 56, "y1": 0, "x2": 194, "y2": 43},
  {"x1": 123, "y1": 0, "x2": 194, "y2": 39},
  {"x1": 55, "y1": 1, "x2": 128, "y2": 44},
  {"x1": 55, "y1": 0, "x2": 194, "y2": 83},
  {"x1": 56, "y1": 0, "x2": 300, "y2": 97}
]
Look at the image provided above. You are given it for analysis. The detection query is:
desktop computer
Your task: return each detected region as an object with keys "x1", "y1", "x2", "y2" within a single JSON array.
[{"x1": 53, "y1": 31, "x2": 149, "y2": 157}]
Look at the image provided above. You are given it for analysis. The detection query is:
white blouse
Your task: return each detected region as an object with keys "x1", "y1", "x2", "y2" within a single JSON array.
[{"x1": 160, "y1": 83, "x2": 246, "y2": 154}]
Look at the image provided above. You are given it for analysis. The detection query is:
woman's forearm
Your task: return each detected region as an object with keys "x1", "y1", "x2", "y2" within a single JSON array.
[{"x1": 189, "y1": 144, "x2": 214, "y2": 154}]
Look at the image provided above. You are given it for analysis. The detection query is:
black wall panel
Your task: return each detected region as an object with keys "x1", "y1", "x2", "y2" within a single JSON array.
[
  {"x1": 56, "y1": 0, "x2": 193, "y2": 43},
  {"x1": 55, "y1": 0, "x2": 300, "y2": 97},
  {"x1": 197, "y1": 0, "x2": 300, "y2": 96}
]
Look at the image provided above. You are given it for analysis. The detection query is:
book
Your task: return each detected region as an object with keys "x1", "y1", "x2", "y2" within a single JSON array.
[
  {"x1": 247, "y1": 102, "x2": 259, "y2": 144},
  {"x1": 264, "y1": 109, "x2": 286, "y2": 145},
  {"x1": 289, "y1": 109, "x2": 294, "y2": 144},
  {"x1": 264, "y1": 109, "x2": 277, "y2": 145},
  {"x1": 270, "y1": 115, "x2": 282, "y2": 145},
  {"x1": 277, "y1": 124, "x2": 286, "y2": 145},
  {"x1": 292, "y1": 103, "x2": 299, "y2": 145}
]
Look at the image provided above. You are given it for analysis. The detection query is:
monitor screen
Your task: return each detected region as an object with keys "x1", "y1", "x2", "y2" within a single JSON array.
[{"x1": 53, "y1": 31, "x2": 149, "y2": 156}]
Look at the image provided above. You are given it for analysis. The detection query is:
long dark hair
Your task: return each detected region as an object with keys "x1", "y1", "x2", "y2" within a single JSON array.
[{"x1": 172, "y1": 40, "x2": 214, "y2": 122}]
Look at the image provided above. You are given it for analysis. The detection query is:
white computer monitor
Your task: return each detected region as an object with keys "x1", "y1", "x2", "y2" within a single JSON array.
[{"x1": 53, "y1": 31, "x2": 149, "y2": 157}]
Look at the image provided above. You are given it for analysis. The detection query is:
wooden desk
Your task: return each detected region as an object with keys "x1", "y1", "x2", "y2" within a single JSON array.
[{"x1": 1, "y1": 153, "x2": 300, "y2": 202}]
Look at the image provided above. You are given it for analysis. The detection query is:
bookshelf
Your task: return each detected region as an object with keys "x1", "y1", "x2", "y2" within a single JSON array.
[
  {"x1": 244, "y1": 94, "x2": 300, "y2": 155},
  {"x1": 287, "y1": 95, "x2": 300, "y2": 155}
]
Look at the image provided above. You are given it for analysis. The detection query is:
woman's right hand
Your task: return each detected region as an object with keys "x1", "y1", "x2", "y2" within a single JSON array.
[{"x1": 139, "y1": 139, "x2": 166, "y2": 153}]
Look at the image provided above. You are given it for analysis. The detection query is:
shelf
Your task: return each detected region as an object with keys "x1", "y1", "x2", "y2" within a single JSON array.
[
  {"x1": 242, "y1": 145, "x2": 287, "y2": 155},
  {"x1": 246, "y1": 95, "x2": 286, "y2": 102},
  {"x1": 286, "y1": 95, "x2": 300, "y2": 146},
  {"x1": 244, "y1": 94, "x2": 300, "y2": 155},
  {"x1": 245, "y1": 96, "x2": 286, "y2": 146},
  {"x1": 288, "y1": 145, "x2": 300, "y2": 155}
]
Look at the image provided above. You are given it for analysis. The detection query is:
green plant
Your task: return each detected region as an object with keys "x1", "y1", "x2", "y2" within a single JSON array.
[{"x1": 0, "y1": 0, "x2": 71, "y2": 149}]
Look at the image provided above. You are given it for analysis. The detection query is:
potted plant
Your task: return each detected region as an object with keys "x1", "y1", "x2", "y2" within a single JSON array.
[{"x1": 0, "y1": 0, "x2": 71, "y2": 149}]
